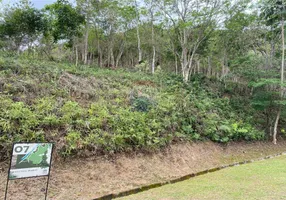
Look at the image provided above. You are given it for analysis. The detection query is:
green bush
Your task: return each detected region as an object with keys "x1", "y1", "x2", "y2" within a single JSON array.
[
  {"x1": 132, "y1": 96, "x2": 154, "y2": 112},
  {"x1": 63, "y1": 130, "x2": 83, "y2": 156},
  {"x1": 0, "y1": 54, "x2": 268, "y2": 160}
]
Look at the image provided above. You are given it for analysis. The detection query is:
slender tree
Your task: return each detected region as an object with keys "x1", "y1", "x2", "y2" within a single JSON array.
[
  {"x1": 0, "y1": 0, "x2": 46, "y2": 53},
  {"x1": 261, "y1": 0, "x2": 286, "y2": 144},
  {"x1": 158, "y1": 0, "x2": 224, "y2": 82}
]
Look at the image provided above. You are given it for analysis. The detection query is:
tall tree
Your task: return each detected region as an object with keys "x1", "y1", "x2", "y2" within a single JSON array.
[
  {"x1": 134, "y1": 0, "x2": 142, "y2": 63},
  {"x1": 261, "y1": 0, "x2": 286, "y2": 144},
  {"x1": 143, "y1": 0, "x2": 157, "y2": 74},
  {"x1": 43, "y1": 0, "x2": 85, "y2": 62},
  {"x1": 77, "y1": 0, "x2": 93, "y2": 65},
  {"x1": 44, "y1": 0, "x2": 85, "y2": 44},
  {"x1": 0, "y1": 0, "x2": 46, "y2": 52},
  {"x1": 158, "y1": 0, "x2": 224, "y2": 82}
]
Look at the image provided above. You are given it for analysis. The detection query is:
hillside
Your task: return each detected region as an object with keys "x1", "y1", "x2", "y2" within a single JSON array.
[
  {"x1": 1, "y1": 0, "x2": 286, "y2": 199},
  {"x1": 0, "y1": 54, "x2": 272, "y2": 161}
]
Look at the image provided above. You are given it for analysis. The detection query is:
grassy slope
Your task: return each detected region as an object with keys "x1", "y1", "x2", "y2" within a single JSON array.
[
  {"x1": 119, "y1": 155, "x2": 286, "y2": 200},
  {"x1": 0, "y1": 54, "x2": 267, "y2": 160}
]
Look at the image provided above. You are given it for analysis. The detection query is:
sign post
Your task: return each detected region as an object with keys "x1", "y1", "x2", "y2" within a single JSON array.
[{"x1": 4, "y1": 143, "x2": 54, "y2": 200}]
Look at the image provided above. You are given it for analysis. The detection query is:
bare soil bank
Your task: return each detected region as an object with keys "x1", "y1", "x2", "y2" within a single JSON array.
[{"x1": 1, "y1": 141, "x2": 286, "y2": 200}]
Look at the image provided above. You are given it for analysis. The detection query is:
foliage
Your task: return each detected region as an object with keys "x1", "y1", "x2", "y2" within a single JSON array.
[
  {"x1": 1, "y1": 0, "x2": 285, "y2": 159},
  {"x1": 0, "y1": 55, "x2": 270, "y2": 160},
  {"x1": 44, "y1": 0, "x2": 85, "y2": 44},
  {"x1": 0, "y1": 1, "x2": 46, "y2": 50},
  {"x1": 131, "y1": 96, "x2": 154, "y2": 112}
]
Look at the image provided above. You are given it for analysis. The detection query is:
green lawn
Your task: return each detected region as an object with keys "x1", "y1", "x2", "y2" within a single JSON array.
[{"x1": 119, "y1": 156, "x2": 286, "y2": 200}]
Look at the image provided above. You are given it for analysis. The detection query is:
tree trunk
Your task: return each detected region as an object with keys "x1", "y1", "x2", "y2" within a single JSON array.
[
  {"x1": 151, "y1": 1, "x2": 156, "y2": 74},
  {"x1": 95, "y1": 25, "x2": 102, "y2": 67},
  {"x1": 208, "y1": 56, "x2": 212, "y2": 77},
  {"x1": 110, "y1": 47, "x2": 115, "y2": 67},
  {"x1": 135, "y1": 0, "x2": 142, "y2": 62},
  {"x1": 221, "y1": 56, "x2": 225, "y2": 79},
  {"x1": 187, "y1": 50, "x2": 196, "y2": 78},
  {"x1": 152, "y1": 46, "x2": 156, "y2": 74},
  {"x1": 107, "y1": 47, "x2": 110, "y2": 68},
  {"x1": 99, "y1": 47, "x2": 103, "y2": 68},
  {"x1": 273, "y1": 109, "x2": 281, "y2": 145},
  {"x1": 273, "y1": 15, "x2": 285, "y2": 144},
  {"x1": 84, "y1": 26, "x2": 89, "y2": 65},
  {"x1": 90, "y1": 53, "x2": 93, "y2": 65},
  {"x1": 137, "y1": 26, "x2": 142, "y2": 62},
  {"x1": 197, "y1": 60, "x2": 200, "y2": 74},
  {"x1": 75, "y1": 45, "x2": 78, "y2": 67},
  {"x1": 184, "y1": 68, "x2": 190, "y2": 82},
  {"x1": 180, "y1": 29, "x2": 188, "y2": 81},
  {"x1": 175, "y1": 55, "x2": 178, "y2": 75},
  {"x1": 115, "y1": 53, "x2": 122, "y2": 68},
  {"x1": 115, "y1": 41, "x2": 125, "y2": 68},
  {"x1": 270, "y1": 26, "x2": 275, "y2": 69}
]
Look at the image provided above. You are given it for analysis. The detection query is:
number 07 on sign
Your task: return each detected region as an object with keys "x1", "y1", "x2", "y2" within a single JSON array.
[{"x1": 5, "y1": 143, "x2": 54, "y2": 200}]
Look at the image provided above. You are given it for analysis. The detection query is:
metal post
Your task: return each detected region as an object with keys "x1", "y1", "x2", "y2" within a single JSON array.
[
  {"x1": 4, "y1": 144, "x2": 14, "y2": 200},
  {"x1": 4, "y1": 177, "x2": 9, "y2": 200},
  {"x1": 44, "y1": 143, "x2": 54, "y2": 200},
  {"x1": 44, "y1": 175, "x2": 51, "y2": 200}
]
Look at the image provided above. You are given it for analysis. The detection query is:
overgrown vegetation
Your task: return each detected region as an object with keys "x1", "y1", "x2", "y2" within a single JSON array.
[
  {"x1": 0, "y1": 54, "x2": 271, "y2": 161},
  {"x1": 0, "y1": 0, "x2": 286, "y2": 161}
]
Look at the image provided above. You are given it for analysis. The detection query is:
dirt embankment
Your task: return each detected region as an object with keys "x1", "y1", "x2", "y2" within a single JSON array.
[{"x1": 1, "y1": 141, "x2": 286, "y2": 200}]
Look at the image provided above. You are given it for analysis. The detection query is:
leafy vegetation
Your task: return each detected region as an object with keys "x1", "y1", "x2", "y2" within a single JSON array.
[
  {"x1": 0, "y1": 54, "x2": 269, "y2": 160},
  {"x1": 0, "y1": 0, "x2": 286, "y2": 160}
]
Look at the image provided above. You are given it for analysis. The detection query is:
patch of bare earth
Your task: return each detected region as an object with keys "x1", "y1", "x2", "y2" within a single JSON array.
[{"x1": 1, "y1": 141, "x2": 286, "y2": 200}]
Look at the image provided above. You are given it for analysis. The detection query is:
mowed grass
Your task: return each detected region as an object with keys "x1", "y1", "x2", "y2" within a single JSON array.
[{"x1": 119, "y1": 155, "x2": 286, "y2": 200}]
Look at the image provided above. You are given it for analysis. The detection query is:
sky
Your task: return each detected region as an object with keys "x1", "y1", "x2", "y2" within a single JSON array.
[
  {"x1": 1, "y1": 0, "x2": 64, "y2": 9},
  {"x1": 29, "y1": 0, "x2": 57, "y2": 9}
]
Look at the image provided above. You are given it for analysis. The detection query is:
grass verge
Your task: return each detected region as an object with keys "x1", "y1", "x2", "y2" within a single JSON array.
[{"x1": 119, "y1": 155, "x2": 286, "y2": 200}]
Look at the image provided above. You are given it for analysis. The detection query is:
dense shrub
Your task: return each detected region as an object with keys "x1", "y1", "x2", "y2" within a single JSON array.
[{"x1": 0, "y1": 55, "x2": 267, "y2": 160}]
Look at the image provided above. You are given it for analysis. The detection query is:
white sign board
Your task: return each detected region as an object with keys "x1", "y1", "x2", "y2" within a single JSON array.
[{"x1": 9, "y1": 143, "x2": 53, "y2": 180}]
